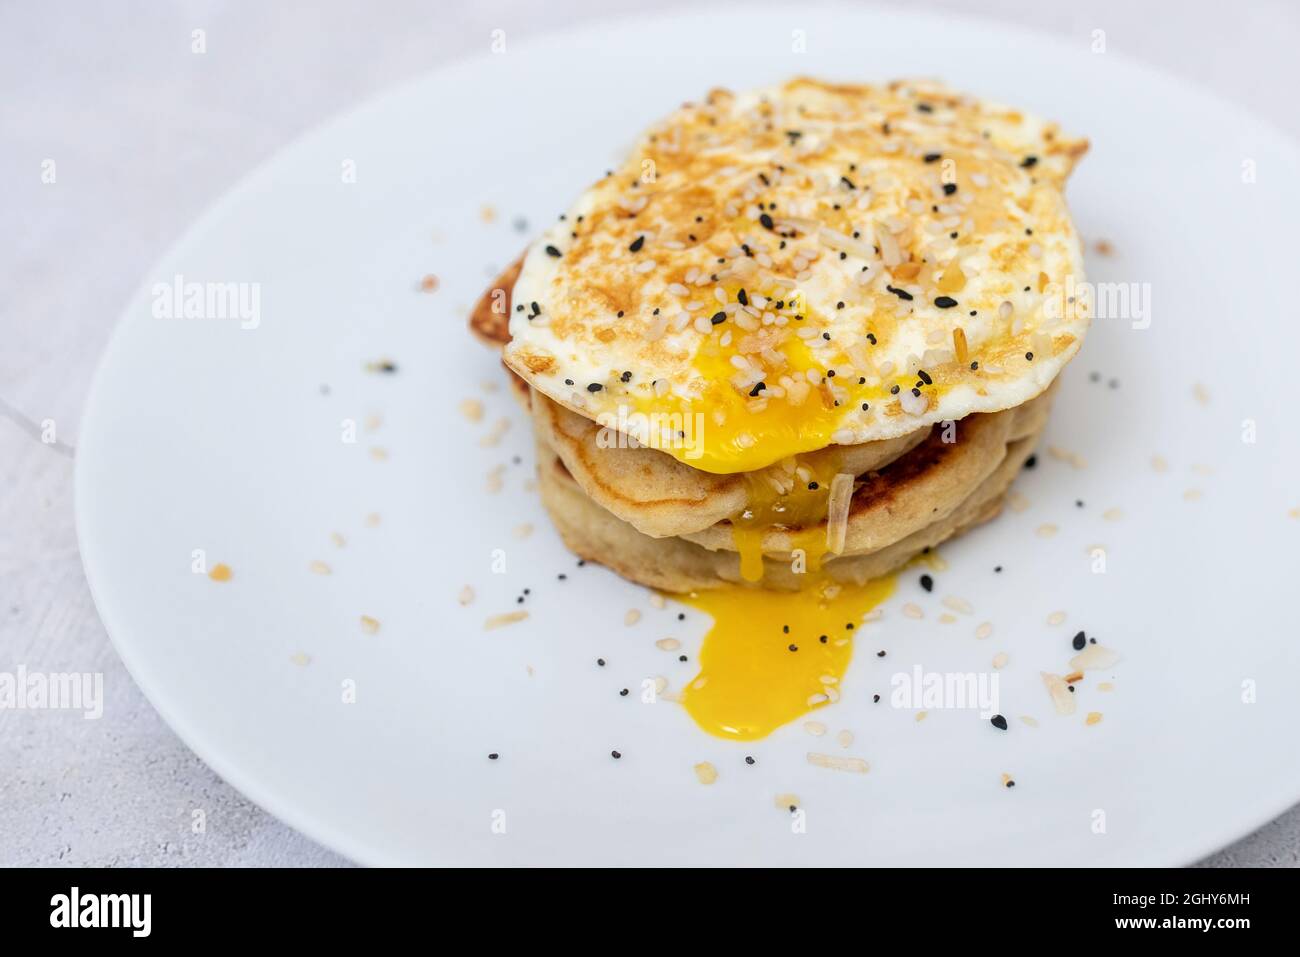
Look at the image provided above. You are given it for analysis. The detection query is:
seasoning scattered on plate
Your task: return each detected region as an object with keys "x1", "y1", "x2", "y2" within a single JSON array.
[
  {"x1": 807, "y1": 752, "x2": 869, "y2": 774},
  {"x1": 484, "y1": 610, "x2": 529, "y2": 630}
]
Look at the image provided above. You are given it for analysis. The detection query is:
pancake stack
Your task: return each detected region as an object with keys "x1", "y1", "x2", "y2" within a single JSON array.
[{"x1": 471, "y1": 78, "x2": 1089, "y2": 592}]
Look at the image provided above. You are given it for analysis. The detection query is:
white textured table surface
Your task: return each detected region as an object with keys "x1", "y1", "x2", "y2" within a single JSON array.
[{"x1": 3, "y1": 0, "x2": 1298, "y2": 867}]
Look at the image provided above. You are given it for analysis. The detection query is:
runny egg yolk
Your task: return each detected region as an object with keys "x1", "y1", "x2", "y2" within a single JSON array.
[
  {"x1": 678, "y1": 575, "x2": 896, "y2": 740},
  {"x1": 632, "y1": 335, "x2": 844, "y2": 474},
  {"x1": 731, "y1": 456, "x2": 844, "y2": 582}
]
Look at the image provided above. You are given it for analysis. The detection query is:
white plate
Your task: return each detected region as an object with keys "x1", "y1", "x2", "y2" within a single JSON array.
[{"x1": 77, "y1": 5, "x2": 1300, "y2": 866}]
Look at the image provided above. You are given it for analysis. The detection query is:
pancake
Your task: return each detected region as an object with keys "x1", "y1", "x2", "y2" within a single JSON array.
[
  {"x1": 531, "y1": 388, "x2": 929, "y2": 538},
  {"x1": 504, "y1": 77, "x2": 1088, "y2": 474},
  {"x1": 537, "y1": 423, "x2": 1045, "y2": 593},
  {"x1": 679, "y1": 385, "x2": 1052, "y2": 558}
]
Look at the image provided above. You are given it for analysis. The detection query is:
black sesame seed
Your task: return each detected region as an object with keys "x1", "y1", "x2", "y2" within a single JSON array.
[
  {"x1": 488, "y1": 753, "x2": 499, "y2": 760},
  {"x1": 886, "y1": 285, "x2": 914, "y2": 301},
  {"x1": 760, "y1": 212, "x2": 775, "y2": 230},
  {"x1": 620, "y1": 370, "x2": 632, "y2": 383},
  {"x1": 783, "y1": 625, "x2": 790, "y2": 633},
  {"x1": 788, "y1": 644, "x2": 798, "y2": 652},
  {"x1": 819, "y1": 635, "x2": 828, "y2": 643},
  {"x1": 745, "y1": 756, "x2": 756, "y2": 765},
  {"x1": 890, "y1": 384, "x2": 900, "y2": 395},
  {"x1": 711, "y1": 311, "x2": 727, "y2": 325},
  {"x1": 611, "y1": 750, "x2": 621, "y2": 759},
  {"x1": 873, "y1": 694, "x2": 881, "y2": 703},
  {"x1": 876, "y1": 650, "x2": 886, "y2": 658},
  {"x1": 749, "y1": 381, "x2": 766, "y2": 397},
  {"x1": 942, "y1": 183, "x2": 957, "y2": 196},
  {"x1": 587, "y1": 383, "x2": 603, "y2": 392},
  {"x1": 923, "y1": 152, "x2": 942, "y2": 163},
  {"x1": 990, "y1": 714, "x2": 1008, "y2": 731},
  {"x1": 1072, "y1": 631, "x2": 1087, "y2": 651},
  {"x1": 935, "y1": 296, "x2": 958, "y2": 308},
  {"x1": 737, "y1": 289, "x2": 748, "y2": 306},
  {"x1": 1021, "y1": 155, "x2": 1039, "y2": 168},
  {"x1": 1025, "y1": 351, "x2": 1034, "y2": 361},
  {"x1": 917, "y1": 370, "x2": 932, "y2": 385},
  {"x1": 807, "y1": 481, "x2": 819, "y2": 490},
  {"x1": 627, "y1": 235, "x2": 645, "y2": 253},
  {"x1": 545, "y1": 245, "x2": 561, "y2": 257},
  {"x1": 920, "y1": 574, "x2": 934, "y2": 592},
  {"x1": 1023, "y1": 455, "x2": 1037, "y2": 469},
  {"x1": 619, "y1": 688, "x2": 629, "y2": 696},
  {"x1": 564, "y1": 378, "x2": 574, "y2": 385}
]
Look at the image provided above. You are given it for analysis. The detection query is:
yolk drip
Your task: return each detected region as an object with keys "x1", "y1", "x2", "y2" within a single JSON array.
[
  {"x1": 632, "y1": 336, "x2": 844, "y2": 474},
  {"x1": 678, "y1": 575, "x2": 896, "y2": 740},
  {"x1": 731, "y1": 455, "x2": 845, "y2": 582}
]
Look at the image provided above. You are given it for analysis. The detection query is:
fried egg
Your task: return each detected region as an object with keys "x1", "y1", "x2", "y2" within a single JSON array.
[{"x1": 504, "y1": 77, "x2": 1089, "y2": 474}]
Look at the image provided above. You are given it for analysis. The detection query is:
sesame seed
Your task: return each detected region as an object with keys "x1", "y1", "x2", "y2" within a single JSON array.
[
  {"x1": 628, "y1": 235, "x2": 645, "y2": 252},
  {"x1": 545, "y1": 245, "x2": 561, "y2": 257},
  {"x1": 990, "y1": 714, "x2": 1008, "y2": 731},
  {"x1": 935, "y1": 296, "x2": 958, "y2": 308}
]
